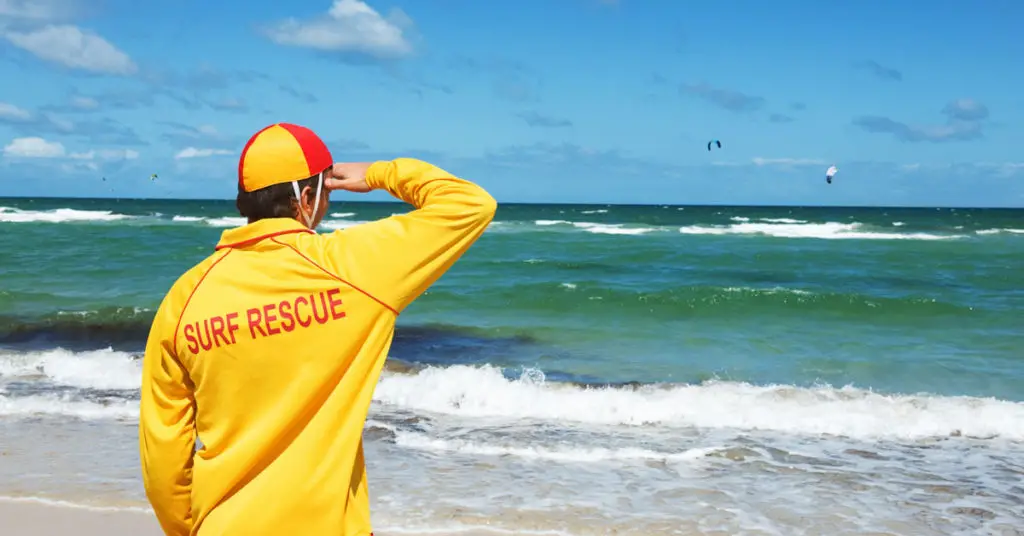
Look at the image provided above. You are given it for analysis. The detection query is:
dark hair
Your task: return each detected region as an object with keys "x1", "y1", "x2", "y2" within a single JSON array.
[{"x1": 236, "y1": 174, "x2": 322, "y2": 222}]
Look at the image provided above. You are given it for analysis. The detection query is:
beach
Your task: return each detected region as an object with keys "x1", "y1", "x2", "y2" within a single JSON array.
[
  {"x1": 0, "y1": 500, "x2": 161, "y2": 536},
  {"x1": 1, "y1": 199, "x2": 1023, "y2": 535}
]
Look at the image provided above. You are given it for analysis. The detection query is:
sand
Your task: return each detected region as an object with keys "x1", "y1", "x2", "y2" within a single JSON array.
[
  {"x1": 0, "y1": 500, "x2": 511, "y2": 536},
  {"x1": 0, "y1": 500, "x2": 163, "y2": 536}
]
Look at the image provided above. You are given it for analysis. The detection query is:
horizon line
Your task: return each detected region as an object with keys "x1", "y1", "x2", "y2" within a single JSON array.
[{"x1": 0, "y1": 195, "x2": 1021, "y2": 211}]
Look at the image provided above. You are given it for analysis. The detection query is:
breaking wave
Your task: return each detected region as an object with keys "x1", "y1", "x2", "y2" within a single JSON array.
[
  {"x1": 2, "y1": 206, "x2": 1018, "y2": 243},
  {"x1": 6, "y1": 348, "x2": 1021, "y2": 443}
]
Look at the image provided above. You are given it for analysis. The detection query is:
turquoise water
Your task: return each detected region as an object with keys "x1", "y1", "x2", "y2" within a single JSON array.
[
  {"x1": 2, "y1": 198, "x2": 1022, "y2": 397},
  {"x1": 1, "y1": 198, "x2": 1023, "y2": 534}
]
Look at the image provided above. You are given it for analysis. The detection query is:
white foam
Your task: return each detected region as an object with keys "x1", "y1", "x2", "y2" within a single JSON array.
[
  {"x1": 204, "y1": 216, "x2": 247, "y2": 227},
  {"x1": 0, "y1": 393, "x2": 138, "y2": 419},
  {"x1": 55, "y1": 306, "x2": 150, "y2": 318},
  {"x1": 0, "y1": 348, "x2": 140, "y2": 390},
  {"x1": 0, "y1": 495, "x2": 151, "y2": 513},
  {"x1": 572, "y1": 222, "x2": 655, "y2": 235},
  {"x1": 760, "y1": 217, "x2": 806, "y2": 224},
  {"x1": 0, "y1": 207, "x2": 132, "y2": 223},
  {"x1": 320, "y1": 219, "x2": 370, "y2": 231},
  {"x1": 374, "y1": 365, "x2": 1024, "y2": 441},
  {"x1": 8, "y1": 350, "x2": 1023, "y2": 444},
  {"x1": 395, "y1": 431, "x2": 719, "y2": 463},
  {"x1": 533, "y1": 219, "x2": 656, "y2": 235},
  {"x1": 376, "y1": 523, "x2": 571, "y2": 536},
  {"x1": 678, "y1": 222, "x2": 960, "y2": 240},
  {"x1": 579, "y1": 209, "x2": 608, "y2": 214},
  {"x1": 733, "y1": 217, "x2": 808, "y2": 224},
  {"x1": 723, "y1": 286, "x2": 812, "y2": 296},
  {"x1": 976, "y1": 228, "x2": 1024, "y2": 235},
  {"x1": 171, "y1": 214, "x2": 371, "y2": 230}
]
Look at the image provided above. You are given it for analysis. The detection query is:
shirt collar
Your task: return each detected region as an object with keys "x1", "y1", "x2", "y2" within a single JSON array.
[{"x1": 215, "y1": 218, "x2": 314, "y2": 250}]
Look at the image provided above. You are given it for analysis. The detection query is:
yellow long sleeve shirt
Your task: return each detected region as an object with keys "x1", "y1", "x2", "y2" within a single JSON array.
[{"x1": 139, "y1": 158, "x2": 497, "y2": 536}]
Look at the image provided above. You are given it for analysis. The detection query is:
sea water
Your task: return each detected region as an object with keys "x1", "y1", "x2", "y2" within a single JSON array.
[{"x1": 1, "y1": 199, "x2": 1022, "y2": 535}]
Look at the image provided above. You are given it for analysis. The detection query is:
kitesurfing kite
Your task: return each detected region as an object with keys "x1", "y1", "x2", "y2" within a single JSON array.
[
  {"x1": 150, "y1": 173, "x2": 158, "y2": 181},
  {"x1": 707, "y1": 140, "x2": 722, "y2": 152},
  {"x1": 825, "y1": 165, "x2": 838, "y2": 184}
]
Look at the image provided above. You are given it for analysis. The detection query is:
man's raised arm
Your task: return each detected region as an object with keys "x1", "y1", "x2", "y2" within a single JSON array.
[{"x1": 325, "y1": 158, "x2": 497, "y2": 314}]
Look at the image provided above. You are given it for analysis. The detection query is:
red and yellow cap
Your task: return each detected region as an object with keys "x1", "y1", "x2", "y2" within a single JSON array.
[{"x1": 237, "y1": 123, "x2": 333, "y2": 192}]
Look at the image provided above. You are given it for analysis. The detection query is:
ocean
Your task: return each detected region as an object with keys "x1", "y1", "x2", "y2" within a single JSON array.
[{"x1": 0, "y1": 197, "x2": 1022, "y2": 535}]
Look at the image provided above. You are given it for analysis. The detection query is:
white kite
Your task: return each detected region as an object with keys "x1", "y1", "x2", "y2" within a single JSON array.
[{"x1": 825, "y1": 165, "x2": 838, "y2": 184}]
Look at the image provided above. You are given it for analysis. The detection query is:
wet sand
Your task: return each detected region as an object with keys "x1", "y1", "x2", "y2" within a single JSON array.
[
  {"x1": 0, "y1": 500, "x2": 162, "y2": 536},
  {"x1": 0, "y1": 500, "x2": 515, "y2": 536}
]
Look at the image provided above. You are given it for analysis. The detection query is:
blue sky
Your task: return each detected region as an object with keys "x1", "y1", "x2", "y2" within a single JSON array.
[{"x1": 0, "y1": 0, "x2": 1022, "y2": 207}]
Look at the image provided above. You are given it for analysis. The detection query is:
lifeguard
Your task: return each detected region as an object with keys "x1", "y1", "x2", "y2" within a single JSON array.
[{"x1": 138, "y1": 122, "x2": 496, "y2": 536}]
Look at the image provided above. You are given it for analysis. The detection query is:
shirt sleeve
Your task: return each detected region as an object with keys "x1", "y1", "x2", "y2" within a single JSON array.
[
  {"x1": 139, "y1": 295, "x2": 197, "y2": 536},
  {"x1": 324, "y1": 158, "x2": 497, "y2": 314}
]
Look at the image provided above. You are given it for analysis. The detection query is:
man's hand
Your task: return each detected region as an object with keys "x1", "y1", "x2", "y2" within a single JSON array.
[{"x1": 325, "y1": 162, "x2": 375, "y2": 193}]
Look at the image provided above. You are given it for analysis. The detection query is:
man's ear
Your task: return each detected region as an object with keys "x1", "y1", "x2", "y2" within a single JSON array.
[{"x1": 301, "y1": 184, "x2": 315, "y2": 207}]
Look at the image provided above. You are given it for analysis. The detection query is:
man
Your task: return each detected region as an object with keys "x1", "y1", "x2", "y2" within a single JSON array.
[{"x1": 139, "y1": 122, "x2": 497, "y2": 536}]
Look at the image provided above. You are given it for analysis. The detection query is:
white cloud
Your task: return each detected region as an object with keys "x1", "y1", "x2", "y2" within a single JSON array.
[
  {"x1": 0, "y1": 101, "x2": 32, "y2": 121},
  {"x1": 0, "y1": 0, "x2": 71, "y2": 21},
  {"x1": 999, "y1": 163, "x2": 1024, "y2": 177},
  {"x1": 42, "y1": 112, "x2": 74, "y2": 132},
  {"x1": 752, "y1": 157, "x2": 827, "y2": 167},
  {"x1": 175, "y1": 147, "x2": 233, "y2": 159},
  {"x1": 712, "y1": 157, "x2": 828, "y2": 168},
  {"x1": 2, "y1": 136, "x2": 139, "y2": 161},
  {"x1": 69, "y1": 148, "x2": 139, "y2": 160},
  {"x1": 264, "y1": 0, "x2": 413, "y2": 59},
  {"x1": 942, "y1": 98, "x2": 989, "y2": 122},
  {"x1": 109, "y1": 148, "x2": 139, "y2": 160},
  {"x1": 3, "y1": 136, "x2": 64, "y2": 157},
  {"x1": 61, "y1": 161, "x2": 98, "y2": 172},
  {"x1": 3, "y1": 24, "x2": 136, "y2": 75},
  {"x1": 973, "y1": 161, "x2": 1024, "y2": 178},
  {"x1": 210, "y1": 97, "x2": 246, "y2": 111},
  {"x1": 69, "y1": 95, "x2": 98, "y2": 109},
  {"x1": 0, "y1": 103, "x2": 83, "y2": 133}
]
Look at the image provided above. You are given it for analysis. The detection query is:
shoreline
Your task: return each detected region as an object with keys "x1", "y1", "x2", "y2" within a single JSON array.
[
  {"x1": 0, "y1": 498, "x2": 161, "y2": 536},
  {"x1": 0, "y1": 497, "x2": 513, "y2": 536}
]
